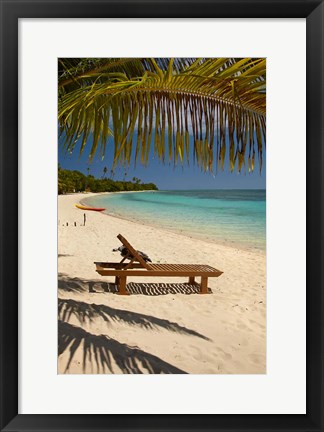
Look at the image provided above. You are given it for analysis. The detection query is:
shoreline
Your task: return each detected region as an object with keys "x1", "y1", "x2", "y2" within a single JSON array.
[{"x1": 79, "y1": 191, "x2": 266, "y2": 256}]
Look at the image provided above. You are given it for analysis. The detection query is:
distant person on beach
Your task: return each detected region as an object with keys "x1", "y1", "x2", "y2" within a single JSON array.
[{"x1": 84, "y1": 213, "x2": 86, "y2": 226}]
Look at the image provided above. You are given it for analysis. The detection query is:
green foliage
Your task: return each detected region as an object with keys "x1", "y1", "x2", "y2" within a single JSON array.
[
  {"x1": 58, "y1": 167, "x2": 158, "y2": 195},
  {"x1": 58, "y1": 57, "x2": 266, "y2": 174}
]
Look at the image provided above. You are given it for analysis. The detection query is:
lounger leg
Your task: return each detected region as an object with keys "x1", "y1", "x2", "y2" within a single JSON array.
[
  {"x1": 188, "y1": 276, "x2": 195, "y2": 284},
  {"x1": 118, "y1": 276, "x2": 128, "y2": 295},
  {"x1": 200, "y1": 277, "x2": 208, "y2": 294}
]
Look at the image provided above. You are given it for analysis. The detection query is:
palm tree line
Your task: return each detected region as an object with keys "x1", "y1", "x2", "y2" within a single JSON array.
[{"x1": 58, "y1": 164, "x2": 158, "y2": 195}]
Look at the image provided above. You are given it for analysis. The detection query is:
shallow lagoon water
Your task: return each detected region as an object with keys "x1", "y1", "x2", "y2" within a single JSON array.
[{"x1": 83, "y1": 189, "x2": 266, "y2": 251}]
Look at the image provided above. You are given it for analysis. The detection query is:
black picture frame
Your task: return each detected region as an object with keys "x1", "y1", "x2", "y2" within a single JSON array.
[{"x1": 1, "y1": 1, "x2": 323, "y2": 431}]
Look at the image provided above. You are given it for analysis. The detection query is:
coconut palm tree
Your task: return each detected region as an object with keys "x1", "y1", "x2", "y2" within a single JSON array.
[
  {"x1": 58, "y1": 58, "x2": 265, "y2": 174},
  {"x1": 102, "y1": 166, "x2": 108, "y2": 179}
]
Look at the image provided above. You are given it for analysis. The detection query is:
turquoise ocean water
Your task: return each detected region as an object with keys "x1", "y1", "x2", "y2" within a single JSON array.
[{"x1": 83, "y1": 190, "x2": 266, "y2": 251}]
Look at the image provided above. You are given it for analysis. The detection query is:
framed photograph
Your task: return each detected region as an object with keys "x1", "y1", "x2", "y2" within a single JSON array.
[{"x1": 1, "y1": 0, "x2": 323, "y2": 431}]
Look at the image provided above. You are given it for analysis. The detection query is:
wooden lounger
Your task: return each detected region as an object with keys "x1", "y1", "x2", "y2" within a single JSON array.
[{"x1": 94, "y1": 234, "x2": 223, "y2": 295}]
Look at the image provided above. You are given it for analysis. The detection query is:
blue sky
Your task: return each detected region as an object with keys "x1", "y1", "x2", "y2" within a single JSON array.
[{"x1": 58, "y1": 135, "x2": 266, "y2": 190}]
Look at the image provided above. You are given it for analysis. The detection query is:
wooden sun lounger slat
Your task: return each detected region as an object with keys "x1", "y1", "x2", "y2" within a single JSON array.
[
  {"x1": 96, "y1": 268, "x2": 222, "y2": 277},
  {"x1": 148, "y1": 263, "x2": 219, "y2": 273},
  {"x1": 96, "y1": 263, "x2": 222, "y2": 277},
  {"x1": 178, "y1": 264, "x2": 190, "y2": 271},
  {"x1": 95, "y1": 262, "x2": 143, "y2": 269},
  {"x1": 95, "y1": 262, "x2": 220, "y2": 273},
  {"x1": 175, "y1": 264, "x2": 188, "y2": 271},
  {"x1": 183, "y1": 265, "x2": 195, "y2": 270}
]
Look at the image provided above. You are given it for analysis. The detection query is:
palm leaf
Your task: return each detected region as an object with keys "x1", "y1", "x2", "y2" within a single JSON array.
[{"x1": 58, "y1": 57, "x2": 266, "y2": 172}]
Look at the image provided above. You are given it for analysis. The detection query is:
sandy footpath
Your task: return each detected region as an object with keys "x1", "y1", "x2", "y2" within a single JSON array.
[{"x1": 58, "y1": 193, "x2": 266, "y2": 374}]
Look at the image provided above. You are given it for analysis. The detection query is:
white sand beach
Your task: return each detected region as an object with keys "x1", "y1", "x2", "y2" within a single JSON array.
[{"x1": 58, "y1": 193, "x2": 266, "y2": 374}]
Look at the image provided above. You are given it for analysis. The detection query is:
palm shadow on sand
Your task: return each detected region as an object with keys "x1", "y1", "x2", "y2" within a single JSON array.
[
  {"x1": 58, "y1": 320, "x2": 187, "y2": 374},
  {"x1": 58, "y1": 275, "x2": 211, "y2": 374},
  {"x1": 58, "y1": 297, "x2": 210, "y2": 341}
]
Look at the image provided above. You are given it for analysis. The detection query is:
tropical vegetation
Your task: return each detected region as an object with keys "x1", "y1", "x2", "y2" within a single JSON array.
[
  {"x1": 58, "y1": 58, "x2": 266, "y2": 174},
  {"x1": 58, "y1": 166, "x2": 158, "y2": 195}
]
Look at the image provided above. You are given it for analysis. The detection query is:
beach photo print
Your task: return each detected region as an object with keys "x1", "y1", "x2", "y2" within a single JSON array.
[{"x1": 58, "y1": 58, "x2": 266, "y2": 374}]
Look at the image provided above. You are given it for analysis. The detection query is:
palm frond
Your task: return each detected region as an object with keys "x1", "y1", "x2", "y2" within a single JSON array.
[{"x1": 58, "y1": 57, "x2": 266, "y2": 172}]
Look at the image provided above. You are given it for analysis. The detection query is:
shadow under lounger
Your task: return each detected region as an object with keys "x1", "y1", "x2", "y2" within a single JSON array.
[{"x1": 94, "y1": 234, "x2": 223, "y2": 295}]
